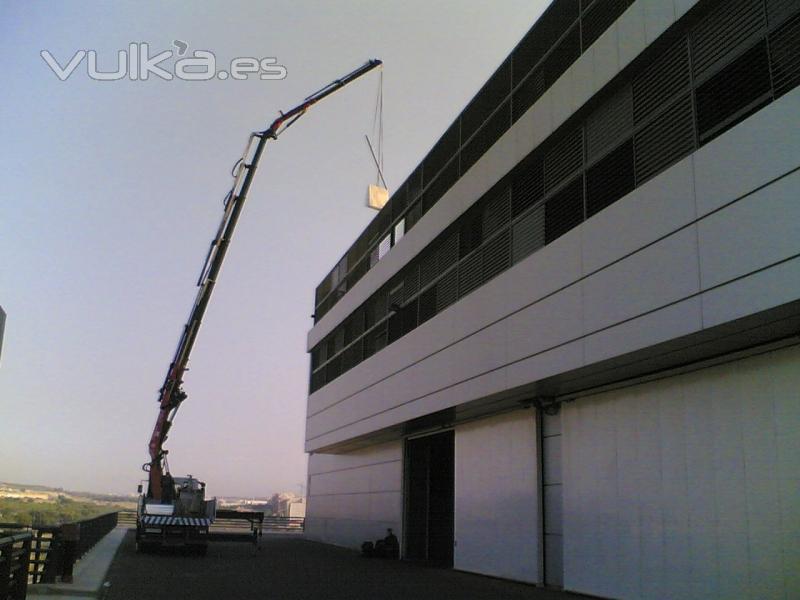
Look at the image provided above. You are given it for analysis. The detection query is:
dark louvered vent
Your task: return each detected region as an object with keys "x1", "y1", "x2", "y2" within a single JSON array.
[
  {"x1": 513, "y1": 0, "x2": 580, "y2": 85},
  {"x1": 586, "y1": 85, "x2": 633, "y2": 160},
  {"x1": 418, "y1": 286, "x2": 437, "y2": 324},
  {"x1": 633, "y1": 39, "x2": 690, "y2": 123},
  {"x1": 543, "y1": 26, "x2": 581, "y2": 87},
  {"x1": 391, "y1": 183, "x2": 407, "y2": 221},
  {"x1": 691, "y1": 0, "x2": 766, "y2": 79},
  {"x1": 348, "y1": 256, "x2": 368, "y2": 290},
  {"x1": 437, "y1": 230, "x2": 460, "y2": 273},
  {"x1": 463, "y1": 60, "x2": 512, "y2": 141},
  {"x1": 401, "y1": 298, "x2": 418, "y2": 336},
  {"x1": 423, "y1": 160, "x2": 459, "y2": 214},
  {"x1": 544, "y1": 127, "x2": 583, "y2": 193},
  {"x1": 512, "y1": 203, "x2": 545, "y2": 263},
  {"x1": 635, "y1": 93, "x2": 695, "y2": 184},
  {"x1": 315, "y1": 277, "x2": 330, "y2": 308},
  {"x1": 311, "y1": 347, "x2": 321, "y2": 370},
  {"x1": 325, "y1": 356, "x2": 341, "y2": 383},
  {"x1": 582, "y1": 0, "x2": 634, "y2": 50},
  {"x1": 545, "y1": 176, "x2": 584, "y2": 243},
  {"x1": 420, "y1": 248, "x2": 438, "y2": 288},
  {"x1": 482, "y1": 186, "x2": 512, "y2": 238},
  {"x1": 459, "y1": 206, "x2": 483, "y2": 258},
  {"x1": 695, "y1": 40, "x2": 772, "y2": 141},
  {"x1": 512, "y1": 68, "x2": 546, "y2": 122},
  {"x1": 310, "y1": 369, "x2": 325, "y2": 393},
  {"x1": 459, "y1": 251, "x2": 483, "y2": 297},
  {"x1": 512, "y1": 156, "x2": 545, "y2": 216},
  {"x1": 461, "y1": 100, "x2": 512, "y2": 174},
  {"x1": 770, "y1": 13, "x2": 800, "y2": 98},
  {"x1": 482, "y1": 229, "x2": 511, "y2": 283},
  {"x1": 767, "y1": 0, "x2": 799, "y2": 28},
  {"x1": 404, "y1": 265, "x2": 420, "y2": 303},
  {"x1": 586, "y1": 138, "x2": 634, "y2": 217},
  {"x1": 387, "y1": 312, "x2": 402, "y2": 344},
  {"x1": 406, "y1": 166, "x2": 424, "y2": 206},
  {"x1": 423, "y1": 121, "x2": 460, "y2": 187},
  {"x1": 405, "y1": 200, "x2": 423, "y2": 231},
  {"x1": 373, "y1": 325, "x2": 387, "y2": 354},
  {"x1": 364, "y1": 290, "x2": 386, "y2": 329},
  {"x1": 436, "y1": 269, "x2": 459, "y2": 312},
  {"x1": 334, "y1": 328, "x2": 345, "y2": 353}
]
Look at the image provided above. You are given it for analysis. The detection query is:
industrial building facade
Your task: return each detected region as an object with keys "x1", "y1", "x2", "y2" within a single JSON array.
[{"x1": 304, "y1": 0, "x2": 800, "y2": 597}]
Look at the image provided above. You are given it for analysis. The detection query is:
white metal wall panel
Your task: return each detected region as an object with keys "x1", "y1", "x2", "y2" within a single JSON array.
[
  {"x1": 454, "y1": 410, "x2": 540, "y2": 584},
  {"x1": 305, "y1": 440, "x2": 403, "y2": 550},
  {"x1": 562, "y1": 344, "x2": 800, "y2": 599},
  {"x1": 306, "y1": 86, "x2": 800, "y2": 453}
]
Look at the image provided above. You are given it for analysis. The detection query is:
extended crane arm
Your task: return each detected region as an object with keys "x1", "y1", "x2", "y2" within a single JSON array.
[{"x1": 145, "y1": 59, "x2": 382, "y2": 501}]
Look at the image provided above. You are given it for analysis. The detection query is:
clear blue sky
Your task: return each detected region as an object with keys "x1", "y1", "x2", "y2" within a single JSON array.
[{"x1": 0, "y1": 1, "x2": 549, "y2": 497}]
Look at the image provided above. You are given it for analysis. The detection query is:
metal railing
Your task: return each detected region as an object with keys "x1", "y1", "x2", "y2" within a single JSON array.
[
  {"x1": 0, "y1": 512, "x2": 120, "y2": 585},
  {"x1": 0, "y1": 532, "x2": 31, "y2": 600},
  {"x1": 117, "y1": 510, "x2": 304, "y2": 533}
]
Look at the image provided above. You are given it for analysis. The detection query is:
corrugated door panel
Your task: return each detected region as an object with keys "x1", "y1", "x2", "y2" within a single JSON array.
[
  {"x1": 512, "y1": 203, "x2": 546, "y2": 263},
  {"x1": 586, "y1": 138, "x2": 635, "y2": 217},
  {"x1": 582, "y1": 0, "x2": 634, "y2": 50},
  {"x1": 482, "y1": 229, "x2": 512, "y2": 283},
  {"x1": 436, "y1": 269, "x2": 459, "y2": 312},
  {"x1": 461, "y1": 101, "x2": 512, "y2": 175},
  {"x1": 423, "y1": 121, "x2": 460, "y2": 188},
  {"x1": 695, "y1": 40, "x2": 772, "y2": 141},
  {"x1": 634, "y1": 93, "x2": 695, "y2": 185},
  {"x1": 691, "y1": 0, "x2": 766, "y2": 79},
  {"x1": 512, "y1": 157, "x2": 545, "y2": 217},
  {"x1": 545, "y1": 176, "x2": 584, "y2": 244},
  {"x1": 767, "y1": 0, "x2": 799, "y2": 29},
  {"x1": 769, "y1": 13, "x2": 800, "y2": 98},
  {"x1": 633, "y1": 38, "x2": 690, "y2": 124},
  {"x1": 458, "y1": 251, "x2": 483, "y2": 297},
  {"x1": 462, "y1": 59, "x2": 512, "y2": 141},
  {"x1": 482, "y1": 186, "x2": 512, "y2": 239},
  {"x1": 544, "y1": 127, "x2": 584, "y2": 194},
  {"x1": 586, "y1": 85, "x2": 634, "y2": 161}
]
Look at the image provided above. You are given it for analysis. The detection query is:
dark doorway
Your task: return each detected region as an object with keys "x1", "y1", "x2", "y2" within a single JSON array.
[{"x1": 404, "y1": 430, "x2": 454, "y2": 566}]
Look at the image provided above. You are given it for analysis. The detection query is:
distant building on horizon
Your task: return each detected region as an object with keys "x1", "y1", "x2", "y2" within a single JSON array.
[
  {"x1": 0, "y1": 304, "x2": 5, "y2": 364},
  {"x1": 304, "y1": 0, "x2": 800, "y2": 597}
]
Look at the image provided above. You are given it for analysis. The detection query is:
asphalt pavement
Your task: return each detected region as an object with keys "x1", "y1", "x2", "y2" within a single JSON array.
[{"x1": 102, "y1": 531, "x2": 589, "y2": 600}]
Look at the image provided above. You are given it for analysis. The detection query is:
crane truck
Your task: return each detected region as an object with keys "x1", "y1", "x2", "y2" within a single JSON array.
[{"x1": 136, "y1": 59, "x2": 383, "y2": 554}]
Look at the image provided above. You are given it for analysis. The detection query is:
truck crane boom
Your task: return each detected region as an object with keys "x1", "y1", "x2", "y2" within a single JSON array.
[{"x1": 144, "y1": 58, "x2": 383, "y2": 502}]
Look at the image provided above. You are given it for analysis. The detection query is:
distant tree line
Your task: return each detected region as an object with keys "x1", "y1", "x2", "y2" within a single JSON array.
[{"x1": 0, "y1": 496, "x2": 123, "y2": 527}]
